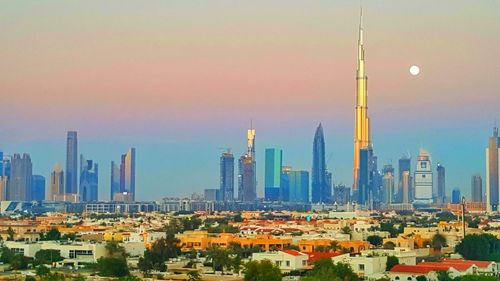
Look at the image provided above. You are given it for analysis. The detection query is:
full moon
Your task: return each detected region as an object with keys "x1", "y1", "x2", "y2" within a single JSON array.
[{"x1": 410, "y1": 65, "x2": 420, "y2": 76}]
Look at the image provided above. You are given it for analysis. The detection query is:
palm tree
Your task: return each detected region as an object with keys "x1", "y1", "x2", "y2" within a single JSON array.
[
  {"x1": 341, "y1": 226, "x2": 352, "y2": 238},
  {"x1": 330, "y1": 240, "x2": 339, "y2": 252}
]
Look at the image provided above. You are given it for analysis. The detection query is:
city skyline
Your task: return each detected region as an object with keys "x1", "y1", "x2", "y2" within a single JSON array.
[{"x1": 0, "y1": 1, "x2": 499, "y2": 200}]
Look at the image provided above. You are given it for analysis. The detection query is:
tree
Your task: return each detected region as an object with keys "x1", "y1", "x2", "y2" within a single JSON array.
[
  {"x1": 341, "y1": 226, "x2": 352, "y2": 237},
  {"x1": 230, "y1": 255, "x2": 242, "y2": 274},
  {"x1": 386, "y1": 256, "x2": 399, "y2": 271},
  {"x1": 455, "y1": 234, "x2": 500, "y2": 261},
  {"x1": 431, "y1": 234, "x2": 447, "y2": 251},
  {"x1": 186, "y1": 271, "x2": 202, "y2": 281},
  {"x1": 416, "y1": 276, "x2": 428, "y2": 281},
  {"x1": 459, "y1": 274, "x2": 500, "y2": 281},
  {"x1": 35, "y1": 249, "x2": 64, "y2": 264},
  {"x1": 44, "y1": 228, "x2": 62, "y2": 241},
  {"x1": 25, "y1": 276, "x2": 36, "y2": 281},
  {"x1": 436, "y1": 270, "x2": 453, "y2": 281},
  {"x1": 304, "y1": 258, "x2": 359, "y2": 281},
  {"x1": 62, "y1": 233, "x2": 77, "y2": 241},
  {"x1": 330, "y1": 240, "x2": 339, "y2": 252},
  {"x1": 0, "y1": 247, "x2": 14, "y2": 263},
  {"x1": 205, "y1": 247, "x2": 229, "y2": 273},
  {"x1": 96, "y1": 257, "x2": 129, "y2": 277},
  {"x1": 367, "y1": 235, "x2": 383, "y2": 247},
  {"x1": 244, "y1": 260, "x2": 282, "y2": 281},
  {"x1": 10, "y1": 254, "x2": 28, "y2": 270},
  {"x1": 105, "y1": 241, "x2": 127, "y2": 258},
  {"x1": 284, "y1": 244, "x2": 300, "y2": 251},
  {"x1": 7, "y1": 227, "x2": 15, "y2": 241},
  {"x1": 36, "y1": 265, "x2": 51, "y2": 277},
  {"x1": 380, "y1": 223, "x2": 398, "y2": 238},
  {"x1": 138, "y1": 237, "x2": 176, "y2": 276}
]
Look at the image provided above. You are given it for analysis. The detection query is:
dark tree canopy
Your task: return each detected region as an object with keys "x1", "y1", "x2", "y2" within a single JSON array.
[
  {"x1": 455, "y1": 234, "x2": 500, "y2": 261},
  {"x1": 244, "y1": 259, "x2": 282, "y2": 281},
  {"x1": 386, "y1": 256, "x2": 399, "y2": 271}
]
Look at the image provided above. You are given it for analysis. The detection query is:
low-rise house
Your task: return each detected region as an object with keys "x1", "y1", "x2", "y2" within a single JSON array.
[
  {"x1": 3, "y1": 241, "x2": 107, "y2": 263},
  {"x1": 251, "y1": 250, "x2": 308, "y2": 272},
  {"x1": 331, "y1": 253, "x2": 388, "y2": 279}
]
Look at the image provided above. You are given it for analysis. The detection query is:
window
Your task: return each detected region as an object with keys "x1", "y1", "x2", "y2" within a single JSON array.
[
  {"x1": 395, "y1": 277, "x2": 400, "y2": 281},
  {"x1": 286, "y1": 261, "x2": 290, "y2": 267},
  {"x1": 69, "y1": 250, "x2": 93, "y2": 259},
  {"x1": 359, "y1": 264, "x2": 365, "y2": 271}
]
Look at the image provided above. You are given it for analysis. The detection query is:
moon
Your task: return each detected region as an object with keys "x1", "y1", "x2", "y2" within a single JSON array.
[{"x1": 410, "y1": 65, "x2": 420, "y2": 76}]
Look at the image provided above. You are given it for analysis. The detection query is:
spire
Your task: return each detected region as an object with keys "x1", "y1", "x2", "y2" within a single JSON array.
[{"x1": 358, "y1": 6, "x2": 364, "y2": 46}]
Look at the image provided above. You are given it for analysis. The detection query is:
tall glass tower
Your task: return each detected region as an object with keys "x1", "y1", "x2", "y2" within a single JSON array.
[
  {"x1": 8, "y1": 153, "x2": 32, "y2": 201},
  {"x1": 264, "y1": 148, "x2": 282, "y2": 201},
  {"x1": 436, "y1": 163, "x2": 446, "y2": 204},
  {"x1": 398, "y1": 155, "x2": 411, "y2": 203},
  {"x1": 220, "y1": 150, "x2": 234, "y2": 202},
  {"x1": 65, "y1": 131, "x2": 78, "y2": 194},
  {"x1": 120, "y1": 148, "x2": 136, "y2": 201},
  {"x1": 486, "y1": 127, "x2": 500, "y2": 212},
  {"x1": 238, "y1": 125, "x2": 256, "y2": 202},
  {"x1": 312, "y1": 123, "x2": 329, "y2": 203},
  {"x1": 353, "y1": 10, "x2": 371, "y2": 193},
  {"x1": 471, "y1": 174, "x2": 483, "y2": 203},
  {"x1": 80, "y1": 155, "x2": 98, "y2": 202}
]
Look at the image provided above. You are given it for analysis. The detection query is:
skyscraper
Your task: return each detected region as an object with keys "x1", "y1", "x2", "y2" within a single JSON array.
[
  {"x1": 402, "y1": 171, "x2": 410, "y2": 204},
  {"x1": 397, "y1": 155, "x2": 411, "y2": 203},
  {"x1": 471, "y1": 174, "x2": 483, "y2": 203},
  {"x1": 0, "y1": 176, "x2": 7, "y2": 200},
  {"x1": 238, "y1": 126, "x2": 256, "y2": 202},
  {"x1": 7, "y1": 153, "x2": 32, "y2": 201},
  {"x1": 0, "y1": 151, "x2": 3, "y2": 176},
  {"x1": 382, "y1": 164, "x2": 394, "y2": 205},
  {"x1": 65, "y1": 131, "x2": 78, "y2": 194},
  {"x1": 264, "y1": 148, "x2": 282, "y2": 201},
  {"x1": 120, "y1": 148, "x2": 136, "y2": 201},
  {"x1": 452, "y1": 188, "x2": 461, "y2": 204},
  {"x1": 280, "y1": 166, "x2": 292, "y2": 201},
  {"x1": 312, "y1": 123, "x2": 329, "y2": 203},
  {"x1": 288, "y1": 170, "x2": 309, "y2": 203},
  {"x1": 49, "y1": 163, "x2": 64, "y2": 200},
  {"x1": 414, "y1": 149, "x2": 433, "y2": 204},
  {"x1": 110, "y1": 161, "x2": 120, "y2": 201},
  {"x1": 333, "y1": 185, "x2": 351, "y2": 205},
  {"x1": 436, "y1": 163, "x2": 446, "y2": 204},
  {"x1": 31, "y1": 175, "x2": 46, "y2": 201},
  {"x1": 353, "y1": 10, "x2": 371, "y2": 193},
  {"x1": 358, "y1": 146, "x2": 375, "y2": 205},
  {"x1": 80, "y1": 155, "x2": 98, "y2": 202},
  {"x1": 486, "y1": 127, "x2": 500, "y2": 212},
  {"x1": 219, "y1": 150, "x2": 234, "y2": 202}
]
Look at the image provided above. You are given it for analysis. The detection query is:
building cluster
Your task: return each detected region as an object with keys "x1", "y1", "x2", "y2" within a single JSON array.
[
  {"x1": 0, "y1": 209, "x2": 498, "y2": 280},
  {"x1": 0, "y1": 131, "x2": 136, "y2": 203},
  {"x1": 203, "y1": 10, "x2": 498, "y2": 216}
]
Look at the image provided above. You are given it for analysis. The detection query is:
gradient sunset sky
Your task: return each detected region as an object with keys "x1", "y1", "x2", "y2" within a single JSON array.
[{"x1": 1, "y1": 1, "x2": 499, "y2": 200}]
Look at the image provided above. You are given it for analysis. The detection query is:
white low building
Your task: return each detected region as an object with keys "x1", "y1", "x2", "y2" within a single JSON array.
[
  {"x1": 361, "y1": 248, "x2": 417, "y2": 265},
  {"x1": 331, "y1": 253, "x2": 388, "y2": 279},
  {"x1": 252, "y1": 250, "x2": 308, "y2": 272},
  {"x1": 3, "y1": 241, "x2": 107, "y2": 262}
]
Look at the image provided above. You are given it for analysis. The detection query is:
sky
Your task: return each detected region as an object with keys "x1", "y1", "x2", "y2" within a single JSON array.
[{"x1": 0, "y1": 1, "x2": 499, "y2": 201}]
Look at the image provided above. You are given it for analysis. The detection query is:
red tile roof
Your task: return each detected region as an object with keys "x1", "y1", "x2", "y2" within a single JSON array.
[
  {"x1": 390, "y1": 264, "x2": 451, "y2": 274},
  {"x1": 305, "y1": 252, "x2": 343, "y2": 263},
  {"x1": 282, "y1": 249, "x2": 304, "y2": 257},
  {"x1": 441, "y1": 259, "x2": 492, "y2": 268}
]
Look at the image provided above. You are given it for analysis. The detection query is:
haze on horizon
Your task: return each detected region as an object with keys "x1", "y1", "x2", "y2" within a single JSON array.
[{"x1": 0, "y1": 1, "x2": 499, "y2": 200}]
